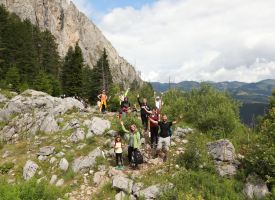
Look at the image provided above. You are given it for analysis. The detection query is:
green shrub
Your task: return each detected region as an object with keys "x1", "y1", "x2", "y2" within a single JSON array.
[
  {"x1": 0, "y1": 162, "x2": 14, "y2": 174},
  {"x1": 159, "y1": 170, "x2": 245, "y2": 200},
  {"x1": 176, "y1": 134, "x2": 214, "y2": 171},
  {"x1": 162, "y1": 85, "x2": 241, "y2": 135},
  {"x1": 245, "y1": 91, "x2": 275, "y2": 189},
  {"x1": 0, "y1": 178, "x2": 63, "y2": 200}
]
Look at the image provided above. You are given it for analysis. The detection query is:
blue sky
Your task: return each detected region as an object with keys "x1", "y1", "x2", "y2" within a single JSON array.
[
  {"x1": 72, "y1": 0, "x2": 156, "y2": 21},
  {"x1": 72, "y1": 0, "x2": 275, "y2": 83}
]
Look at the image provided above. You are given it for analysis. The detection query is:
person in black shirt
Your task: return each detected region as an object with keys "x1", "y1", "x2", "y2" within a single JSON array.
[
  {"x1": 137, "y1": 94, "x2": 151, "y2": 131},
  {"x1": 149, "y1": 114, "x2": 176, "y2": 161}
]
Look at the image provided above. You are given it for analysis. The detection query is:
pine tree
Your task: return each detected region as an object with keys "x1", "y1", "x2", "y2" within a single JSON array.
[
  {"x1": 61, "y1": 43, "x2": 84, "y2": 97},
  {"x1": 90, "y1": 48, "x2": 113, "y2": 101},
  {"x1": 5, "y1": 65, "x2": 20, "y2": 91},
  {"x1": 33, "y1": 71, "x2": 53, "y2": 95}
]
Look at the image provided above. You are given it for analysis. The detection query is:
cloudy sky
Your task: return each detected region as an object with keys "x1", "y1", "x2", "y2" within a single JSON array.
[{"x1": 71, "y1": 0, "x2": 275, "y2": 83}]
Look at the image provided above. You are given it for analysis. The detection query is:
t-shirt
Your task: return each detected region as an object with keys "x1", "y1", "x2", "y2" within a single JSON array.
[
  {"x1": 155, "y1": 100, "x2": 162, "y2": 110},
  {"x1": 114, "y1": 142, "x2": 123, "y2": 153},
  {"x1": 158, "y1": 121, "x2": 172, "y2": 138},
  {"x1": 150, "y1": 114, "x2": 159, "y2": 127}
]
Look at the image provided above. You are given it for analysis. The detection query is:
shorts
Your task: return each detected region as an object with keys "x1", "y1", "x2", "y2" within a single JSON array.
[{"x1": 157, "y1": 137, "x2": 170, "y2": 151}]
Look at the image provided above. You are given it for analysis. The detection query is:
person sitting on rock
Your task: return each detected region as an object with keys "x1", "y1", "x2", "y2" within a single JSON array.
[
  {"x1": 121, "y1": 121, "x2": 141, "y2": 169},
  {"x1": 114, "y1": 135, "x2": 124, "y2": 170},
  {"x1": 97, "y1": 89, "x2": 107, "y2": 113},
  {"x1": 149, "y1": 114, "x2": 176, "y2": 161}
]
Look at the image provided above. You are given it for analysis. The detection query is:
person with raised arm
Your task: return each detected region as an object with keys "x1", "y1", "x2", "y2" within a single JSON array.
[
  {"x1": 149, "y1": 114, "x2": 176, "y2": 161},
  {"x1": 121, "y1": 121, "x2": 141, "y2": 169},
  {"x1": 137, "y1": 94, "x2": 151, "y2": 132}
]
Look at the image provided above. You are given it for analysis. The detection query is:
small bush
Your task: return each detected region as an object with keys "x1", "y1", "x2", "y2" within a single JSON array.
[
  {"x1": 159, "y1": 170, "x2": 245, "y2": 200},
  {"x1": 0, "y1": 178, "x2": 63, "y2": 200},
  {"x1": 0, "y1": 162, "x2": 14, "y2": 174},
  {"x1": 176, "y1": 134, "x2": 214, "y2": 171}
]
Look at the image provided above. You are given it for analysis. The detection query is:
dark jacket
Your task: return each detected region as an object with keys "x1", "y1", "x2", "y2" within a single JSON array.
[{"x1": 137, "y1": 97, "x2": 150, "y2": 116}]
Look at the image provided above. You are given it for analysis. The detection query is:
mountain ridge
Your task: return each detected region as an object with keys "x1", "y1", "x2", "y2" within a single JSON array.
[
  {"x1": 0, "y1": 0, "x2": 142, "y2": 88},
  {"x1": 151, "y1": 79, "x2": 275, "y2": 104}
]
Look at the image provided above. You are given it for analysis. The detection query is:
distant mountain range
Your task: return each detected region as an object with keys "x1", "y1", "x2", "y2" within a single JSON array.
[{"x1": 151, "y1": 79, "x2": 275, "y2": 125}]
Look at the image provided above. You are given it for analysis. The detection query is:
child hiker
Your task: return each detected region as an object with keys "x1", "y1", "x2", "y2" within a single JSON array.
[{"x1": 114, "y1": 135, "x2": 124, "y2": 170}]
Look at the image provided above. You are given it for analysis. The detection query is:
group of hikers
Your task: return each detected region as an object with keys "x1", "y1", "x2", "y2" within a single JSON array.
[{"x1": 97, "y1": 89, "x2": 177, "y2": 170}]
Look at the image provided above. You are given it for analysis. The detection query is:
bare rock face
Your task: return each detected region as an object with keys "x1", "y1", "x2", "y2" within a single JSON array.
[
  {"x1": 207, "y1": 139, "x2": 240, "y2": 177},
  {"x1": 0, "y1": 0, "x2": 142, "y2": 88},
  {"x1": 0, "y1": 90, "x2": 84, "y2": 142}
]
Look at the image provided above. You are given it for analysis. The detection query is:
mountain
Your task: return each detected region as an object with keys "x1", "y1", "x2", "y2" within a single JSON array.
[
  {"x1": 151, "y1": 79, "x2": 275, "y2": 104},
  {"x1": 151, "y1": 79, "x2": 275, "y2": 125},
  {"x1": 0, "y1": 0, "x2": 142, "y2": 88}
]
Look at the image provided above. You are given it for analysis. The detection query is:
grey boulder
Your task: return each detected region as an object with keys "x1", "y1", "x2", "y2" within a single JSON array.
[
  {"x1": 244, "y1": 174, "x2": 269, "y2": 199},
  {"x1": 86, "y1": 117, "x2": 111, "y2": 137},
  {"x1": 59, "y1": 158, "x2": 69, "y2": 171},
  {"x1": 68, "y1": 128, "x2": 85, "y2": 143},
  {"x1": 23, "y1": 160, "x2": 38, "y2": 180},
  {"x1": 72, "y1": 147, "x2": 103, "y2": 172},
  {"x1": 38, "y1": 146, "x2": 55, "y2": 156},
  {"x1": 112, "y1": 175, "x2": 134, "y2": 194}
]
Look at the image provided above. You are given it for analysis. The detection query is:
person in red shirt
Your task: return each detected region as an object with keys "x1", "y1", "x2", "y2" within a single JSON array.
[{"x1": 149, "y1": 107, "x2": 159, "y2": 149}]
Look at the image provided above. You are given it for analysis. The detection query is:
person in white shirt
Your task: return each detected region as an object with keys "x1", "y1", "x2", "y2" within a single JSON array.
[{"x1": 114, "y1": 135, "x2": 124, "y2": 170}]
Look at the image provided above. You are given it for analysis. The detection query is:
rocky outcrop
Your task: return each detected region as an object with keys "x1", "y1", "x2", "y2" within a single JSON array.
[
  {"x1": 86, "y1": 117, "x2": 111, "y2": 138},
  {"x1": 207, "y1": 139, "x2": 240, "y2": 177},
  {"x1": 244, "y1": 174, "x2": 269, "y2": 199},
  {"x1": 72, "y1": 147, "x2": 104, "y2": 173},
  {"x1": 112, "y1": 175, "x2": 134, "y2": 194},
  {"x1": 0, "y1": 90, "x2": 84, "y2": 142},
  {"x1": 0, "y1": 0, "x2": 142, "y2": 88}
]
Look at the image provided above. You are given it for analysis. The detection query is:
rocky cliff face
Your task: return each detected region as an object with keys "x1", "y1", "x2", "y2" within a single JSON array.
[{"x1": 0, "y1": 0, "x2": 142, "y2": 87}]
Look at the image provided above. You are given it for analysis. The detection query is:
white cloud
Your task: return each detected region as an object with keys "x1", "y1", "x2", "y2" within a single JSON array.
[{"x1": 96, "y1": 0, "x2": 275, "y2": 83}]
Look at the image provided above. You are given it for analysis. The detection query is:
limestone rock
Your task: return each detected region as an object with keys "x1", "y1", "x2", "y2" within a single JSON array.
[
  {"x1": 72, "y1": 147, "x2": 103, "y2": 172},
  {"x1": 49, "y1": 157, "x2": 57, "y2": 164},
  {"x1": 50, "y1": 175, "x2": 58, "y2": 185},
  {"x1": 0, "y1": 90, "x2": 84, "y2": 141},
  {"x1": 38, "y1": 146, "x2": 55, "y2": 156},
  {"x1": 112, "y1": 175, "x2": 133, "y2": 194},
  {"x1": 207, "y1": 139, "x2": 236, "y2": 161},
  {"x1": 39, "y1": 114, "x2": 59, "y2": 133},
  {"x1": 132, "y1": 182, "x2": 144, "y2": 194},
  {"x1": 23, "y1": 160, "x2": 38, "y2": 180},
  {"x1": 93, "y1": 171, "x2": 108, "y2": 186},
  {"x1": 0, "y1": 93, "x2": 8, "y2": 103},
  {"x1": 56, "y1": 178, "x2": 64, "y2": 187},
  {"x1": 87, "y1": 117, "x2": 111, "y2": 137},
  {"x1": 173, "y1": 127, "x2": 193, "y2": 137},
  {"x1": 244, "y1": 174, "x2": 269, "y2": 199},
  {"x1": 63, "y1": 118, "x2": 80, "y2": 131},
  {"x1": 59, "y1": 158, "x2": 69, "y2": 171},
  {"x1": 38, "y1": 155, "x2": 48, "y2": 161},
  {"x1": 68, "y1": 128, "x2": 85, "y2": 143},
  {"x1": 207, "y1": 139, "x2": 239, "y2": 177},
  {"x1": 0, "y1": 0, "x2": 142, "y2": 88},
  {"x1": 136, "y1": 185, "x2": 160, "y2": 199},
  {"x1": 115, "y1": 191, "x2": 126, "y2": 200}
]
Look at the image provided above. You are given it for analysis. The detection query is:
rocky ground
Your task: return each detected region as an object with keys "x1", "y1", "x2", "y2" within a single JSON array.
[{"x1": 0, "y1": 89, "x2": 269, "y2": 200}]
